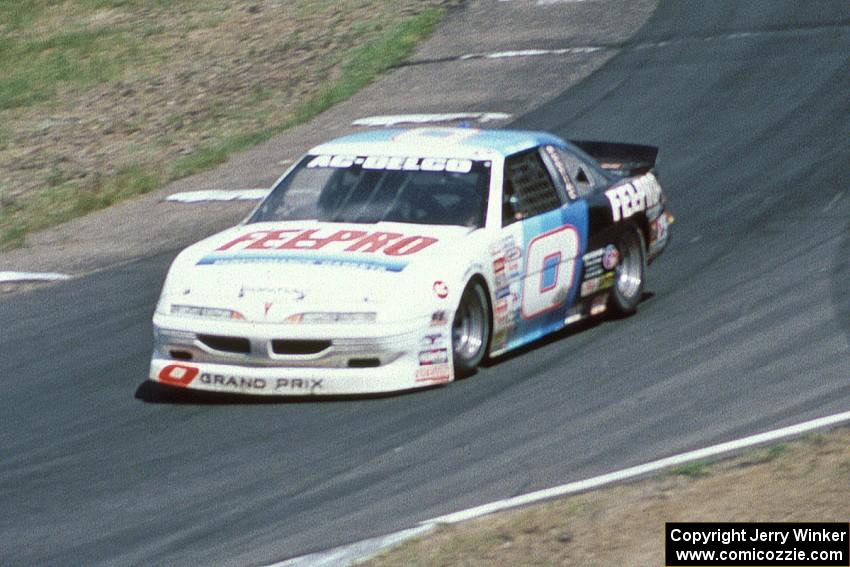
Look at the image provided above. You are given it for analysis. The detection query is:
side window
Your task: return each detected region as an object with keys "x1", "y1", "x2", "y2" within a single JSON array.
[
  {"x1": 502, "y1": 151, "x2": 564, "y2": 226},
  {"x1": 555, "y1": 147, "x2": 607, "y2": 198},
  {"x1": 541, "y1": 145, "x2": 578, "y2": 201}
]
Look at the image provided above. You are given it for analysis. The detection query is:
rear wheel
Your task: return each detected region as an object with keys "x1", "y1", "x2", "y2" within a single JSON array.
[
  {"x1": 609, "y1": 227, "x2": 646, "y2": 315},
  {"x1": 452, "y1": 281, "x2": 491, "y2": 377}
]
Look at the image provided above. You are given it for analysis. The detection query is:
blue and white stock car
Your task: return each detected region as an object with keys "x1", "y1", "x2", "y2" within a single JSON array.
[{"x1": 150, "y1": 127, "x2": 672, "y2": 395}]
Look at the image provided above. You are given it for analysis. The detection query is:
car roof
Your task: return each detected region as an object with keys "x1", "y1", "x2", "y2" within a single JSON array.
[{"x1": 308, "y1": 127, "x2": 567, "y2": 160}]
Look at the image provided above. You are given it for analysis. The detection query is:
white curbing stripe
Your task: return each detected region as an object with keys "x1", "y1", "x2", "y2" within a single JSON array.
[
  {"x1": 0, "y1": 271, "x2": 72, "y2": 283},
  {"x1": 271, "y1": 410, "x2": 850, "y2": 567},
  {"x1": 458, "y1": 46, "x2": 602, "y2": 60},
  {"x1": 165, "y1": 189, "x2": 269, "y2": 203},
  {"x1": 266, "y1": 525, "x2": 433, "y2": 567}
]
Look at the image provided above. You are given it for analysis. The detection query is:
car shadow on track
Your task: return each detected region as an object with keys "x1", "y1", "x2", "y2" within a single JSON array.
[
  {"x1": 133, "y1": 380, "x2": 440, "y2": 405},
  {"x1": 478, "y1": 291, "x2": 655, "y2": 369}
]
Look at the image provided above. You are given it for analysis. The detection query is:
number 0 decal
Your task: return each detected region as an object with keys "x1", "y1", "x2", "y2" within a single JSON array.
[{"x1": 521, "y1": 225, "x2": 580, "y2": 319}]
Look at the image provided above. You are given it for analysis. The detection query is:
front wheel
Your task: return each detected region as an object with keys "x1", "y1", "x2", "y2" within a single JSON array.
[
  {"x1": 609, "y1": 227, "x2": 646, "y2": 316},
  {"x1": 452, "y1": 281, "x2": 491, "y2": 378}
]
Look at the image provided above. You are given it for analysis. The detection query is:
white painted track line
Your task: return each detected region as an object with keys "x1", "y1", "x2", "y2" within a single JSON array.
[
  {"x1": 273, "y1": 410, "x2": 850, "y2": 567},
  {"x1": 165, "y1": 189, "x2": 269, "y2": 203},
  {"x1": 0, "y1": 272, "x2": 72, "y2": 283}
]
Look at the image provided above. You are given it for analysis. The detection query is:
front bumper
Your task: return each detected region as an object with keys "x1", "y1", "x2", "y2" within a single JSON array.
[{"x1": 149, "y1": 313, "x2": 454, "y2": 395}]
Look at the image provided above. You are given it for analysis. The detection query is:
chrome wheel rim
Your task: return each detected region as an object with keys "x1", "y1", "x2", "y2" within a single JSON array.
[
  {"x1": 615, "y1": 232, "x2": 642, "y2": 300},
  {"x1": 453, "y1": 288, "x2": 486, "y2": 363}
]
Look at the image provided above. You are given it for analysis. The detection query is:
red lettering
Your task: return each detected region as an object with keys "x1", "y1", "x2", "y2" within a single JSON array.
[
  {"x1": 245, "y1": 229, "x2": 301, "y2": 250},
  {"x1": 280, "y1": 229, "x2": 368, "y2": 250},
  {"x1": 217, "y1": 231, "x2": 271, "y2": 251},
  {"x1": 216, "y1": 228, "x2": 437, "y2": 256},
  {"x1": 384, "y1": 236, "x2": 438, "y2": 256},
  {"x1": 345, "y1": 232, "x2": 403, "y2": 253},
  {"x1": 278, "y1": 228, "x2": 322, "y2": 250},
  {"x1": 158, "y1": 364, "x2": 199, "y2": 387}
]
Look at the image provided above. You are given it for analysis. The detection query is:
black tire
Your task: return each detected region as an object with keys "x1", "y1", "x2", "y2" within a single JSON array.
[
  {"x1": 451, "y1": 281, "x2": 491, "y2": 377},
  {"x1": 609, "y1": 227, "x2": 646, "y2": 316}
]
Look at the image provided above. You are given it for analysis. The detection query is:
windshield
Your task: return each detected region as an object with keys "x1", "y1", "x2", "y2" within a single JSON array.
[{"x1": 249, "y1": 154, "x2": 491, "y2": 228}]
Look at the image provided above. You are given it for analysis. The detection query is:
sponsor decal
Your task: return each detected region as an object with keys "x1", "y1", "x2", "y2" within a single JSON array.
[
  {"x1": 493, "y1": 256, "x2": 506, "y2": 273},
  {"x1": 590, "y1": 294, "x2": 607, "y2": 315},
  {"x1": 649, "y1": 211, "x2": 671, "y2": 257},
  {"x1": 583, "y1": 248, "x2": 606, "y2": 278},
  {"x1": 200, "y1": 373, "x2": 269, "y2": 391},
  {"x1": 580, "y1": 272, "x2": 614, "y2": 297},
  {"x1": 493, "y1": 282, "x2": 519, "y2": 329},
  {"x1": 491, "y1": 237, "x2": 517, "y2": 257},
  {"x1": 602, "y1": 245, "x2": 620, "y2": 270},
  {"x1": 238, "y1": 286, "x2": 304, "y2": 301},
  {"x1": 605, "y1": 173, "x2": 663, "y2": 223},
  {"x1": 306, "y1": 154, "x2": 473, "y2": 174},
  {"x1": 161, "y1": 368, "x2": 324, "y2": 393},
  {"x1": 415, "y1": 363, "x2": 451, "y2": 383},
  {"x1": 421, "y1": 333, "x2": 447, "y2": 350},
  {"x1": 274, "y1": 378, "x2": 323, "y2": 393},
  {"x1": 650, "y1": 211, "x2": 669, "y2": 246},
  {"x1": 543, "y1": 145, "x2": 578, "y2": 200},
  {"x1": 433, "y1": 280, "x2": 449, "y2": 299},
  {"x1": 581, "y1": 277, "x2": 600, "y2": 297},
  {"x1": 158, "y1": 364, "x2": 199, "y2": 387},
  {"x1": 215, "y1": 228, "x2": 438, "y2": 255},
  {"x1": 506, "y1": 258, "x2": 522, "y2": 279},
  {"x1": 202, "y1": 228, "x2": 439, "y2": 272},
  {"x1": 491, "y1": 236, "x2": 523, "y2": 281},
  {"x1": 430, "y1": 310, "x2": 448, "y2": 326},
  {"x1": 418, "y1": 348, "x2": 448, "y2": 366},
  {"x1": 201, "y1": 252, "x2": 407, "y2": 273}
]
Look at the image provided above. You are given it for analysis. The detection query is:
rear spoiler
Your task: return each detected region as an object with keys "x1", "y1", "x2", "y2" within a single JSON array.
[{"x1": 570, "y1": 140, "x2": 659, "y2": 177}]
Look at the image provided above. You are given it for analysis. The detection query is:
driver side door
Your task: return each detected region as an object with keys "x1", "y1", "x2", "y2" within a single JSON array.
[{"x1": 490, "y1": 148, "x2": 588, "y2": 353}]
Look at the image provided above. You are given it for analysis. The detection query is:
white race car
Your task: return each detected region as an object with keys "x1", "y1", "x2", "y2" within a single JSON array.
[{"x1": 150, "y1": 127, "x2": 671, "y2": 395}]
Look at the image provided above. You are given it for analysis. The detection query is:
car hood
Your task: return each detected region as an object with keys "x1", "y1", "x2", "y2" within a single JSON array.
[{"x1": 161, "y1": 221, "x2": 474, "y2": 320}]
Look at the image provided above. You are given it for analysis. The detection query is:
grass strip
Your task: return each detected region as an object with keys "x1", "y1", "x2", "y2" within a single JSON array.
[{"x1": 0, "y1": 8, "x2": 443, "y2": 250}]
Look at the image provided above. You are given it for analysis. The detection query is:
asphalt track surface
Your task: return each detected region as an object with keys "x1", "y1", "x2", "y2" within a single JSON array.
[{"x1": 2, "y1": 2, "x2": 849, "y2": 566}]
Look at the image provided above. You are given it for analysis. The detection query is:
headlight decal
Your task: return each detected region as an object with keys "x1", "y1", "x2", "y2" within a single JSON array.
[{"x1": 170, "y1": 304, "x2": 245, "y2": 320}]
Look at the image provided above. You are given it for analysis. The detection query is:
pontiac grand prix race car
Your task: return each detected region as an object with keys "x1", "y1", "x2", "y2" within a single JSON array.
[{"x1": 150, "y1": 127, "x2": 672, "y2": 395}]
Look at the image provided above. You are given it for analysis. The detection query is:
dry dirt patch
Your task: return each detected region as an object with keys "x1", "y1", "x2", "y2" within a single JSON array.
[
  {"x1": 0, "y1": 0, "x2": 455, "y2": 248},
  {"x1": 364, "y1": 427, "x2": 850, "y2": 566}
]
